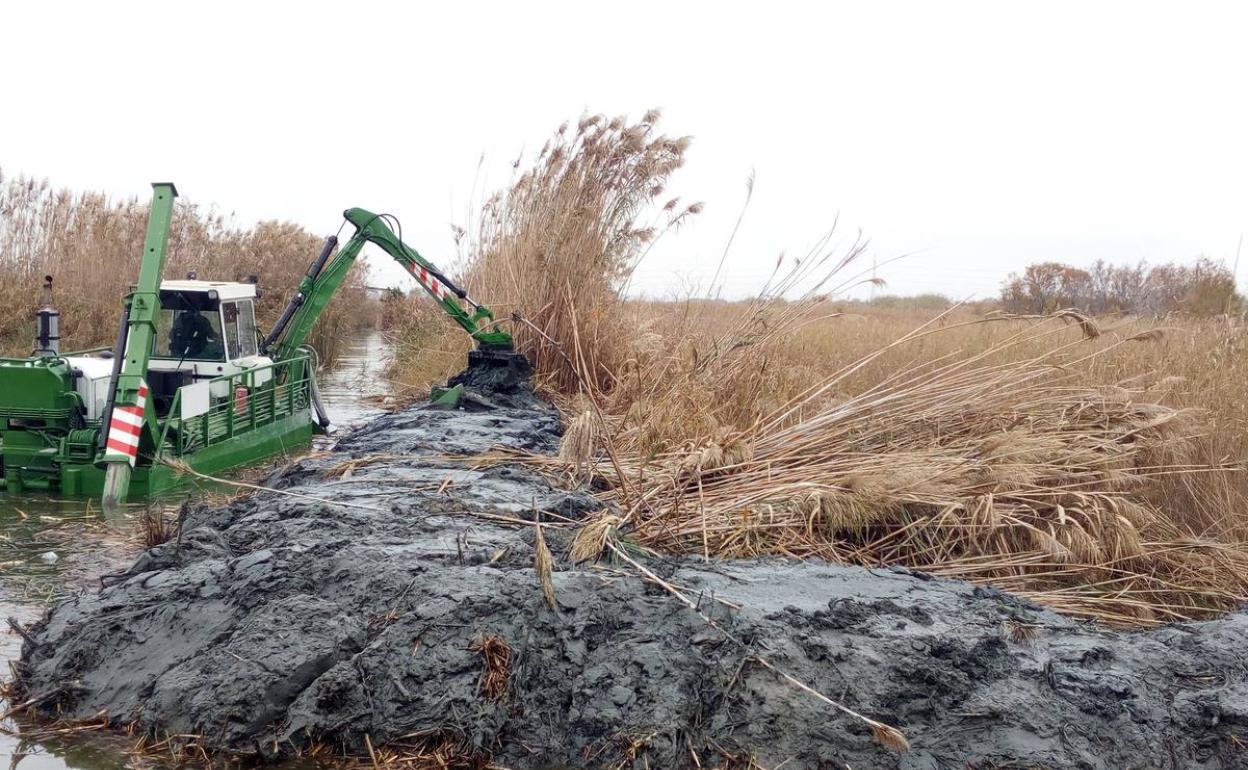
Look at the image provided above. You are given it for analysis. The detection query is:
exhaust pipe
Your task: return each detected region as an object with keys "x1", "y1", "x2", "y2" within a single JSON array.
[{"x1": 34, "y1": 275, "x2": 61, "y2": 357}]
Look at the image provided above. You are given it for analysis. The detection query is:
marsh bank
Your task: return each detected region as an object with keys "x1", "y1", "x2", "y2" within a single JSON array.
[{"x1": 13, "y1": 366, "x2": 1248, "y2": 769}]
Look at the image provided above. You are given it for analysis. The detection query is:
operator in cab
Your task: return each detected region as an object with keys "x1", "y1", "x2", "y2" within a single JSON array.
[{"x1": 169, "y1": 309, "x2": 223, "y2": 359}]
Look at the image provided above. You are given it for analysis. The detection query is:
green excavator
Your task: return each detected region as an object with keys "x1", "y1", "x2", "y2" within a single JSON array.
[{"x1": 0, "y1": 183, "x2": 528, "y2": 509}]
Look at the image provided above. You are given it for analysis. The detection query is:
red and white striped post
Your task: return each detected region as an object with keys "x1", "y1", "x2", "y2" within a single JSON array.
[{"x1": 103, "y1": 380, "x2": 148, "y2": 468}]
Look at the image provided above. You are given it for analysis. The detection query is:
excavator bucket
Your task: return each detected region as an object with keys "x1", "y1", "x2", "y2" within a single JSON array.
[
  {"x1": 430, "y1": 347, "x2": 533, "y2": 409},
  {"x1": 457, "y1": 347, "x2": 533, "y2": 390}
]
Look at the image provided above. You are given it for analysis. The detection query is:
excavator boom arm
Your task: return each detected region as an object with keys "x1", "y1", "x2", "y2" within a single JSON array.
[{"x1": 269, "y1": 208, "x2": 513, "y2": 362}]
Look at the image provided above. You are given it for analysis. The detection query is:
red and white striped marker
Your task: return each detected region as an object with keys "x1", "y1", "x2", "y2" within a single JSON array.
[
  {"x1": 408, "y1": 264, "x2": 449, "y2": 301},
  {"x1": 104, "y1": 381, "x2": 148, "y2": 467}
]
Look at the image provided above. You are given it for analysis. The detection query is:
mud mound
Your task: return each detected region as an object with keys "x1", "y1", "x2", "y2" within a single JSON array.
[
  {"x1": 446, "y1": 348, "x2": 539, "y2": 410},
  {"x1": 14, "y1": 384, "x2": 1248, "y2": 769}
]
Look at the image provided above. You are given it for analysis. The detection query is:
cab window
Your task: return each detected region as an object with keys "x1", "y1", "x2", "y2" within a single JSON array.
[
  {"x1": 153, "y1": 300, "x2": 225, "y2": 362},
  {"x1": 223, "y1": 303, "x2": 241, "y2": 360},
  {"x1": 236, "y1": 301, "x2": 258, "y2": 358},
  {"x1": 222, "y1": 301, "x2": 258, "y2": 360}
]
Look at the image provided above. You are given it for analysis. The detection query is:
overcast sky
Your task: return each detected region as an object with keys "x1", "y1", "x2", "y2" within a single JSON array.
[{"x1": 3, "y1": 1, "x2": 1245, "y2": 300}]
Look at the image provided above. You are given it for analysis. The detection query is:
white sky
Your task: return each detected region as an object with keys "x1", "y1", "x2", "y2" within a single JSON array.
[{"x1": 2, "y1": 1, "x2": 1245, "y2": 301}]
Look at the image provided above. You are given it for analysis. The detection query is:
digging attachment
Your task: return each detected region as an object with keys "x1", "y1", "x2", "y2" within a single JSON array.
[
  {"x1": 453, "y1": 347, "x2": 533, "y2": 392},
  {"x1": 431, "y1": 347, "x2": 534, "y2": 409}
]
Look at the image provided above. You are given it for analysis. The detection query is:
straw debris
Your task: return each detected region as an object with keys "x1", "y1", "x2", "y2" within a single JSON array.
[
  {"x1": 469, "y1": 634, "x2": 513, "y2": 703},
  {"x1": 533, "y1": 518, "x2": 557, "y2": 611}
]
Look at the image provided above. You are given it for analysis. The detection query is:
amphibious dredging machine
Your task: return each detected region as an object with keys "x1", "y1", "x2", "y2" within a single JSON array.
[{"x1": 0, "y1": 183, "x2": 527, "y2": 509}]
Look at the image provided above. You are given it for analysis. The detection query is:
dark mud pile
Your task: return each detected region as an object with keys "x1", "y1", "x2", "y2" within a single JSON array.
[{"x1": 15, "y1": 381, "x2": 1248, "y2": 769}]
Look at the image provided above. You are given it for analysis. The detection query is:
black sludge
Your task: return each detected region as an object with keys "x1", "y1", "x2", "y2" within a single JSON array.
[{"x1": 15, "y1": 375, "x2": 1248, "y2": 769}]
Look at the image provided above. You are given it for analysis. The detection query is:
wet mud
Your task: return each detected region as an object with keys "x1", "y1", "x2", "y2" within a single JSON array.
[{"x1": 13, "y1": 377, "x2": 1248, "y2": 769}]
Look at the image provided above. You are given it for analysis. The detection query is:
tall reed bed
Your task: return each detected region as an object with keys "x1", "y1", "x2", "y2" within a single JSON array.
[
  {"x1": 385, "y1": 112, "x2": 697, "y2": 394},
  {"x1": 0, "y1": 171, "x2": 374, "y2": 363},
  {"x1": 396, "y1": 114, "x2": 1248, "y2": 623},
  {"x1": 556, "y1": 306, "x2": 1246, "y2": 624},
  {"x1": 462, "y1": 111, "x2": 699, "y2": 393}
]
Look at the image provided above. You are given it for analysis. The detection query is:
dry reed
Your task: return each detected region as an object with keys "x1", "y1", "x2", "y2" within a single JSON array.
[
  {"x1": 0, "y1": 169, "x2": 377, "y2": 363},
  {"x1": 388, "y1": 111, "x2": 698, "y2": 395},
  {"x1": 421, "y1": 112, "x2": 1248, "y2": 626},
  {"x1": 533, "y1": 518, "x2": 557, "y2": 611},
  {"x1": 568, "y1": 307, "x2": 1248, "y2": 623}
]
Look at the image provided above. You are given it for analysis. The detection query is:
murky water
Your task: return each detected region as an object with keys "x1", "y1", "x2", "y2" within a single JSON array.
[
  {"x1": 316, "y1": 328, "x2": 393, "y2": 432},
  {"x1": 0, "y1": 331, "x2": 393, "y2": 769}
]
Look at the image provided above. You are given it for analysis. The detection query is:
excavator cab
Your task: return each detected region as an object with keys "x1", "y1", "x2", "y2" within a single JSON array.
[{"x1": 147, "y1": 281, "x2": 268, "y2": 416}]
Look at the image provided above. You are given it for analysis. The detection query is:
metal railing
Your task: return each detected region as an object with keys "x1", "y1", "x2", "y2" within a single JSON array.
[{"x1": 153, "y1": 354, "x2": 312, "y2": 460}]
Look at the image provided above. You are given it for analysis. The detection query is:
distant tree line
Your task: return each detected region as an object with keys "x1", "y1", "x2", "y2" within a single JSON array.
[{"x1": 1000, "y1": 259, "x2": 1242, "y2": 316}]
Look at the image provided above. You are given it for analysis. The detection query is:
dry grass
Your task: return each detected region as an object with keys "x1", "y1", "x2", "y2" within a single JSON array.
[
  {"x1": 0, "y1": 170, "x2": 377, "y2": 363},
  {"x1": 136, "y1": 505, "x2": 178, "y2": 548},
  {"x1": 469, "y1": 634, "x2": 513, "y2": 703},
  {"x1": 567, "y1": 305, "x2": 1248, "y2": 624},
  {"x1": 349, "y1": 735, "x2": 494, "y2": 770},
  {"x1": 382, "y1": 112, "x2": 1248, "y2": 627}
]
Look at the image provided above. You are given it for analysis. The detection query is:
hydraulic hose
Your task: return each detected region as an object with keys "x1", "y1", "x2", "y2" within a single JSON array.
[
  {"x1": 261, "y1": 235, "x2": 338, "y2": 355},
  {"x1": 309, "y1": 371, "x2": 332, "y2": 431},
  {"x1": 302, "y1": 345, "x2": 333, "y2": 432},
  {"x1": 97, "y1": 304, "x2": 131, "y2": 455}
]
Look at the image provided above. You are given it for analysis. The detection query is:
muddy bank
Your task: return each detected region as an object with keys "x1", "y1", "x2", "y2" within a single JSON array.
[{"x1": 14, "y1": 383, "x2": 1248, "y2": 769}]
